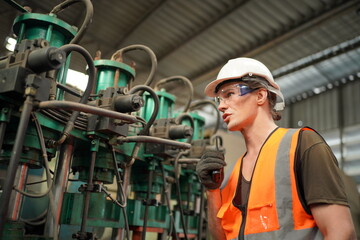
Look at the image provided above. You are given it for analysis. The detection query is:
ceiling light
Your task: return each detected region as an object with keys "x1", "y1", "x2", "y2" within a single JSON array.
[
  {"x1": 66, "y1": 69, "x2": 88, "y2": 91},
  {"x1": 5, "y1": 37, "x2": 16, "y2": 52}
]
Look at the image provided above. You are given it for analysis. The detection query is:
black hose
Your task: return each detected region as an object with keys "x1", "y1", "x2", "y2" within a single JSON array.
[
  {"x1": 50, "y1": 0, "x2": 93, "y2": 45},
  {"x1": 48, "y1": 44, "x2": 95, "y2": 147},
  {"x1": 189, "y1": 100, "x2": 221, "y2": 136},
  {"x1": 155, "y1": 76, "x2": 194, "y2": 113},
  {"x1": 159, "y1": 162, "x2": 179, "y2": 240},
  {"x1": 0, "y1": 94, "x2": 34, "y2": 236},
  {"x1": 129, "y1": 85, "x2": 159, "y2": 136},
  {"x1": 13, "y1": 113, "x2": 54, "y2": 198},
  {"x1": 111, "y1": 45, "x2": 157, "y2": 88}
]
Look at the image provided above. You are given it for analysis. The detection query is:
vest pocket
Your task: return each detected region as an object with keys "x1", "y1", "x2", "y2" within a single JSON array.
[
  {"x1": 218, "y1": 202, "x2": 242, "y2": 239},
  {"x1": 246, "y1": 202, "x2": 279, "y2": 234}
]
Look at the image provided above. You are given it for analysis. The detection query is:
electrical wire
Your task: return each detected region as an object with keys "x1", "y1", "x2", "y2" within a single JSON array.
[
  {"x1": 20, "y1": 209, "x2": 48, "y2": 226},
  {"x1": 26, "y1": 178, "x2": 48, "y2": 186},
  {"x1": 108, "y1": 147, "x2": 131, "y2": 240},
  {"x1": 109, "y1": 146, "x2": 127, "y2": 208},
  {"x1": 21, "y1": 216, "x2": 47, "y2": 226}
]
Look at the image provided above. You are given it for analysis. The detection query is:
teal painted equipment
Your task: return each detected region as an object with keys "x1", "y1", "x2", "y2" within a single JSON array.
[
  {"x1": 13, "y1": 13, "x2": 77, "y2": 100},
  {"x1": 94, "y1": 59, "x2": 136, "y2": 94},
  {"x1": 13, "y1": 13, "x2": 77, "y2": 46}
]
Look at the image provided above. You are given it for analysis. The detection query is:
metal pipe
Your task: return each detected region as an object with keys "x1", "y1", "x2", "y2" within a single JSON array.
[
  {"x1": 56, "y1": 82, "x2": 83, "y2": 98},
  {"x1": 197, "y1": 186, "x2": 205, "y2": 240},
  {"x1": 37, "y1": 100, "x2": 138, "y2": 123},
  {"x1": 177, "y1": 158, "x2": 199, "y2": 164},
  {"x1": 0, "y1": 122, "x2": 7, "y2": 152},
  {"x1": 159, "y1": 163, "x2": 179, "y2": 240},
  {"x1": 186, "y1": 181, "x2": 191, "y2": 226},
  {"x1": 141, "y1": 165, "x2": 154, "y2": 240},
  {"x1": 79, "y1": 150, "x2": 97, "y2": 235},
  {"x1": 0, "y1": 107, "x2": 12, "y2": 152},
  {"x1": 0, "y1": 94, "x2": 34, "y2": 236},
  {"x1": 174, "y1": 164, "x2": 189, "y2": 240},
  {"x1": 117, "y1": 135, "x2": 191, "y2": 149},
  {"x1": 8, "y1": 164, "x2": 29, "y2": 220},
  {"x1": 44, "y1": 139, "x2": 74, "y2": 238},
  {"x1": 273, "y1": 36, "x2": 360, "y2": 79}
]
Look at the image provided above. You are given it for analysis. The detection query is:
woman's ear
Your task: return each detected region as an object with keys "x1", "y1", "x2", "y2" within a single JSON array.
[{"x1": 256, "y1": 88, "x2": 268, "y2": 106}]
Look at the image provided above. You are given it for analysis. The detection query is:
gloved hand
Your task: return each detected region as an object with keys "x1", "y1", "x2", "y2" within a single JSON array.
[{"x1": 196, "y1": 150, "x2": 226, "y2": 190}]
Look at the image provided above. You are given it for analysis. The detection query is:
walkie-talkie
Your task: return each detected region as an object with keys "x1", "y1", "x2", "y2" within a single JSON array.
[{"x1": 210, "y1": 135, "x2": 225, "y2": 184}]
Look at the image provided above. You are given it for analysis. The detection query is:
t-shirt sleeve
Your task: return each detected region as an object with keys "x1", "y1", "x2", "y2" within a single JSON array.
[{"x1": 297, "y1": 130, "x2": 349, "y2": 207}]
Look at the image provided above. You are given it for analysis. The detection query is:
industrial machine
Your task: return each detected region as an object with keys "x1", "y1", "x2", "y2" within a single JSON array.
[{"x1": 0, "y1": 1, "x2": 222, "y2": 239}]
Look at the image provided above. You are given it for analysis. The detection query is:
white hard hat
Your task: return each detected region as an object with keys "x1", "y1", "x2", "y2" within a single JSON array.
[{"x1": 204, "y1": 57, "x2": 285, "y2": 111}]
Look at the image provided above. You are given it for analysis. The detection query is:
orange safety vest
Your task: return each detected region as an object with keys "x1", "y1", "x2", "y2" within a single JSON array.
[{"x1": 217, "y1": 128, "x2": 323, "y2": 240}]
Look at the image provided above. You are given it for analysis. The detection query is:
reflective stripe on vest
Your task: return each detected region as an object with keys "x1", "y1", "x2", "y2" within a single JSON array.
[{"x1": 219, "y1": 128, "x2": 323, "y2": 240}]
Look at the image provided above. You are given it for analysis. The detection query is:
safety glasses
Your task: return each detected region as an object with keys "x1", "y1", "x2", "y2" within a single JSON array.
[{"x1": 214, "y1": 84, "x2": 258, "y2": 105}]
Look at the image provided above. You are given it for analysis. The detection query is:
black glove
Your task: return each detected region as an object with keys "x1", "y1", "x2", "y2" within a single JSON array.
[{"x1": 196, "y1": 150, "x2": 226, "y2": 190}]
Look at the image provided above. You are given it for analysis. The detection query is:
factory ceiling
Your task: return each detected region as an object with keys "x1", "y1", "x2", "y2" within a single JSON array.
[{"x1": 1, "y1": 0, "x2": 360, "y2": 108}]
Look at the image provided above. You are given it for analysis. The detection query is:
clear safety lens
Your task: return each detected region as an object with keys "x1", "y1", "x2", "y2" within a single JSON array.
[{"x1": 214, "y1": 84, "x2": 257, "y2": 105}]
